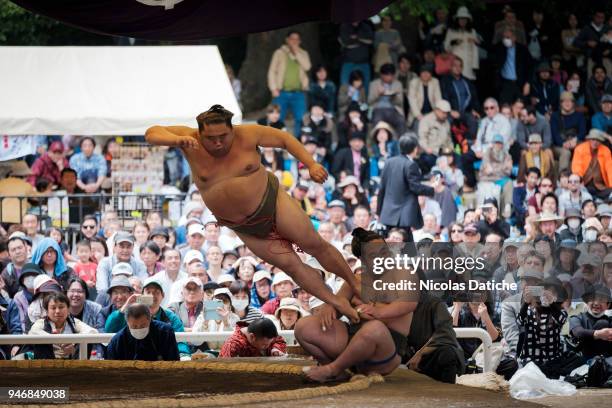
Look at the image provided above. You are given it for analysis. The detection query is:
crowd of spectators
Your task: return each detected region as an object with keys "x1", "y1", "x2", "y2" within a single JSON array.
[{"x1": 0, "y1": 4, "x2": 611, "y2": 385}]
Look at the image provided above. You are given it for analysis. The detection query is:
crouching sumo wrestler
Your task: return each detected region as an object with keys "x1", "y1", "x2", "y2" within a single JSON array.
[{"x1": 296, "y1": 228, "x2": 418, "y2": 382}]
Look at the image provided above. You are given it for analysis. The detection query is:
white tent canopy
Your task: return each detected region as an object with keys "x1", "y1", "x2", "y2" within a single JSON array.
[{"x1": 0, "y1": 46, "x2": 242, "y2": 135}]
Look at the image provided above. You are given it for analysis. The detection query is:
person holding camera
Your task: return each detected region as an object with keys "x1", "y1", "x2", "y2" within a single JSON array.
[
  {"x1": 475, "y1": 198, "x2": 510, "y2": 240},
  {"x1": 550, "y1": 92, "x2": 587, "y2": 172},
  {"x1": 516, "y1": 277, "x2": 582, "y2": 378},
  {"x1": 107, "y1": 303, "x2": 179, "y2": 361}
]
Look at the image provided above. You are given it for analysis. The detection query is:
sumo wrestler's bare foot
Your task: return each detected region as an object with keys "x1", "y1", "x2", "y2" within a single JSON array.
[{"x1": 303, "y1": 365, "x2": 344, "y2": 383}]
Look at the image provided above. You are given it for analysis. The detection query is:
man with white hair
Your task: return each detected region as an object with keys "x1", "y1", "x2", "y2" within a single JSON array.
[{"x1": 473, "y1": 98, "x2": 512, "y2": 156}]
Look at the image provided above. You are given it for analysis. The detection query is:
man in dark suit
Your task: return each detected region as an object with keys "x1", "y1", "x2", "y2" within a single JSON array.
[
  {"x1": 332, "y1": 133, "x2": 370, "y2": 187},
  {"x1": 377, "y1": 134, "x2": 437, "y2": 242},
  {"x1": 441, "y1": 56, "x2": 481, "y2": 137},
  {"x1": 493, "y1": 29, "x2": 531, "y2": 105}
]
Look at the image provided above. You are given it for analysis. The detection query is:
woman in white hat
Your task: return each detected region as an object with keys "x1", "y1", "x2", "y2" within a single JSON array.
[
  {"x1": 272, "y1": 297, "x2": 305, "y2": 331},
  {"x1": 444, "y1": 6, "x2": 480, "y2": 80}
]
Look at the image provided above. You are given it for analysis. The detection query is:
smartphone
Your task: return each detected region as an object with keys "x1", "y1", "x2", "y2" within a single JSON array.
[
  {"x1": 136, "y1": 294, "x2": 154, "y2": 306},
  {"x1": 434, "y1": 174, "x2": 441, "y2": 183},
  {"x1": 527, "y1": 286, "x2": 544, "y2": 298},
  {"x1": 204, "y1": 300, "x2": 224, "y2": 321}
]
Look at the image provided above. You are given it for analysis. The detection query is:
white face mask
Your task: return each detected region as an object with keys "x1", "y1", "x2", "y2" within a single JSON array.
[
  {"x1": 23, "y1": 276, "x2": 35, "y2": 290},
  {"x1": 567, "y1": 219, "x2": 581, "y2": 230},
  {"x1": 586, "y1": 306, "x2": 605, "y2": 319},
  {"x1": 129, "y1": 326, "x2": 150, "y2": 340},
  {"x1": 584, "y1": 229, "x2": 598, "y2": 242},
  {"x1": 567, "y1": 79, "x2": 580, "y2": 92},
  {"x1": 311, "y1": 115, "x2": 324, "y2": 124},
  {"x1": 503, "y1": 38, "x2": 513, "y2": 48},
  {"x1": 232, "y1": 298, "x2": 249, "y2": 312},
  {"x1": 28, "y1": 299, "x2": 45, "y2": 323}
]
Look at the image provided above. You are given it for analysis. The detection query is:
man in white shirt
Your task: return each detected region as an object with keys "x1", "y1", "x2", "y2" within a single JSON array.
[
  {"x1": 153, "y1": 248, "x2": 187, "y2": 308},
  {"x1": 473, "y1": 98, "x2": 512, "y2": 156}
]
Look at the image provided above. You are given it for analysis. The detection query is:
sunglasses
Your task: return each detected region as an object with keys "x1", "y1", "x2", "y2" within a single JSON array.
[
  {"x1": 484, "y1": 106, "x2": 496, "y2": 110},
  {"x1": 82, "y1": 225, "x2": 96, "y2": 229}
]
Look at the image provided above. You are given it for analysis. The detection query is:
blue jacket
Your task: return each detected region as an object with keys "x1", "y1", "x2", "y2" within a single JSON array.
[
  {"x1": 7, "y1": 289, "x2": 33, "y2": 334},
  {"x1": 107, "y1": 320, "x2": 179, "y2": 361},
  {"x1": 105, "y1": 307, "x2": 190, "y2": 355},
  {"x1": 591, "y1": 112, "x2": 612, "y2": 133},
  {"x1": 76, "y1": 300, "x2": 105, "y2": 333}
]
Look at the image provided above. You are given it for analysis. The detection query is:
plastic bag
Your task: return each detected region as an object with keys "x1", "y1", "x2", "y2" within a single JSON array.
[{"x1": 509, "y1": 362, "x2": 576, "y2": 399}]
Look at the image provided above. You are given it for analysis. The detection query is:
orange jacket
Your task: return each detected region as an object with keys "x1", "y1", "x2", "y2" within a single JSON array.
[{"x1": 571, "y1": 142, "x2": 612, "y2": 188}]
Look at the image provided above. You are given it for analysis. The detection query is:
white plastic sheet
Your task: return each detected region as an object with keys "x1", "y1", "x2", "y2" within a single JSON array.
[{"x1": 509, "y1": 362, "x2": 576, "y2": 399}]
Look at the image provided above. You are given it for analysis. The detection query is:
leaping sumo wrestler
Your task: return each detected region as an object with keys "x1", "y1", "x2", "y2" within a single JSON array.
[{"x1": 145, "y1": 105, "x2": 359, "y2": 323}]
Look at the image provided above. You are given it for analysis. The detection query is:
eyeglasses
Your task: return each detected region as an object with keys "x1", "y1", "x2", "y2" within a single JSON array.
[
  {"x1": 568, "y1": 180, "x2": 580, "y2": 184},
  {"x1": 82, "y1": 225, "x2": 96, "y2": 229},
  {"x1": 484, "y1": 106, "x2": 496, "y2": 110}
]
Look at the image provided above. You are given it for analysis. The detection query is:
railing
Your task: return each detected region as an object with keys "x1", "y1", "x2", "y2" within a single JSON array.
[
  {"x1": 0, "y1": 192, "x2": 187, "y2": 229},
  {"x1": 0, "y1": 328, "x2": 493, "y2": 371}
]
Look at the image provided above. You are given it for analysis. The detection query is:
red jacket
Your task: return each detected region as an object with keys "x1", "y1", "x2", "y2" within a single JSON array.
[
  {"x1": 219, "y1": 321, "x2": 286, "y2": 357},
  {"x1": 28, "y1": 154, "x2": 68, "y2": 186}
]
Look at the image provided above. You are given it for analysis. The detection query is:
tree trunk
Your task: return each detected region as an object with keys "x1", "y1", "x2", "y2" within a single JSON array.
[{"x1": 239, "y1": 22, "x2": 321, "y2": 114}]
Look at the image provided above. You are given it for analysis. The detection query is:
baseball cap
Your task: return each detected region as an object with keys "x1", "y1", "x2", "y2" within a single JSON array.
[
  {"x1": 213, "y1": 287, "x2": 231, "y2": 298},
  {"x1": 187, "y1": 223, "x2": 205, "y2": 237},
  {"x1": 184, "y1": 250, "x2": 204, "y2": 265},
  {"x1": 202, "y1": 214, "x2": 218, "y2": 227},
  {"x1": 492, "y1": 134, "x2": 504, "y2": 144},
  {"x1": 328, "y1": 200, "x2": 346, "y2": 210},
  {"x1": 149, "y1": 226, "x2": 170, "y2": 240},
  {"x1": 183, "y1": 277, "x2": 203, "y2": 290},
  {"x1": 142, "y1": 276, "x2": 164, "y2": 294},
  {"x1": 601, "y1": 94, "x2": 612, "y2": 104},
  {"x1": 114, "y1": 231, "x2": 135, "y2": 245},
  {"x1": 217, "y1": 274, "x2": 236, "y2": 285},
  {"x1": 295, "y1": 180, "x2": 310, "y2": 191},
  {"x1": 481, "y1": 197, "x2": 498, "y2": 209},
  {"x1": 111, "y1": 262, "x2": 134, "y2": 276},
  {"x1": 463, "y1": 223, "x2": 479, "y2": 234}
]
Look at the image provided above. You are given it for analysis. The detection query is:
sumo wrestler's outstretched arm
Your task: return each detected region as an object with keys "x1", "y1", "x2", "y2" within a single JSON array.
[
  {"x1": 145, "y1": 125, "x2": 198, "y2": 148},
  {"x1": 253, "y1": 125, "x2": 328, "y2": 183}
]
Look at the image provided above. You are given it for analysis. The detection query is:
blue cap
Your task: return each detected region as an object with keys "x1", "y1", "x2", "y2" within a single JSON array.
[{"x1": 492, "y1": 134, "x2": 504, "y2": 144}]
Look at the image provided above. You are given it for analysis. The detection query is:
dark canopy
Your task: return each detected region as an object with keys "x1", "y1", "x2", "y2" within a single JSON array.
[{"x1": 10, "y1": 0, "x2": 394, "y2": 41}]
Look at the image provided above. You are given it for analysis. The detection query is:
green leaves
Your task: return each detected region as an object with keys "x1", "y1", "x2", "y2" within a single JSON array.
[{"x1": 384, "y1": 0, "x2": 484, "y2": 23}]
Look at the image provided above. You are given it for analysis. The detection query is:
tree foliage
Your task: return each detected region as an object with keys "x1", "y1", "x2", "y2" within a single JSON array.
[
  {"x1": 386, "y1": 0, "x2": 485, "y2": 22},
  {"x1": 0, "y1": 0, "x2": 111, "y2": 45}
]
